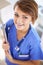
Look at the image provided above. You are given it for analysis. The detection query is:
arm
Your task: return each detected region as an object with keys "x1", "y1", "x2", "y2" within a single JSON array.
[
  {"x1": 5, "y1": 50, "x2": 40, "y2": 65},
  {"x1": 2, "y1": 40, "x2": 40, "y2": 65}
]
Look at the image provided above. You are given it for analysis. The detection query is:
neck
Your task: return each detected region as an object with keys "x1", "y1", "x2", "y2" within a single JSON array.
[
  {"x1": 16, "y1": 25, "x2": 30, "y2": 41},
  {"x1": 17, "y1": 28, "x2": 29, "y2": 41}
]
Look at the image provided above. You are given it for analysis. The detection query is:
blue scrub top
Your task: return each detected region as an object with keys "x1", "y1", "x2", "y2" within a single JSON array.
[{"x1": 5, "y1": 19, "x2": 43, "y2": 65}]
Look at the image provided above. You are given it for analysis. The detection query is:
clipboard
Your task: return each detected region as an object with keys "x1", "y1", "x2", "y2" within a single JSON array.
[{"x1": 0, "y1": 21, "x2": 7, "y2": 42}]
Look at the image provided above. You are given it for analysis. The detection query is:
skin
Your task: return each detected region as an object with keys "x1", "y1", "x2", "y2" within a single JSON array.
[
  {"x1": 14, "y1": 6, "x2": 32, "y2": 40},
  {"x1": 2, "y1": 6, "x2": 40, "y2": 65}
]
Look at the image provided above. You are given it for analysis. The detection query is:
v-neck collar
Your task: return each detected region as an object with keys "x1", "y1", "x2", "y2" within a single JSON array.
[{"x1": 15, "y1": 25, "x2": 31, "y2": 47}]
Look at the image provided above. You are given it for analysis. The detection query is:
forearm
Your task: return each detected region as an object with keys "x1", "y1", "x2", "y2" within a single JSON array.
[
  {"x1": 12, "y1": 59, "x2": 34, "y2": 65},
  {"x1": 11, "y1": 59, "x2": 40, "y2": 65},
  {"x1": 5, "y1": 51, "x2": 40, "y2": 65}
]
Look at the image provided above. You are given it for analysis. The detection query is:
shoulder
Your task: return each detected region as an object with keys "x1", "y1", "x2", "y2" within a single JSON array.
[
  {"x1": 5, "y1": 19, "x2": 15, "y2": 37},
  {"x1": 5, "y1": 19, "x2": 14, "y2": 31},
  {"x1": 6, "y1": 19, "x2": 14, "y2": 27},
  {"x1": 28, "y1": 25, "x2": 41, "y2": 45}
]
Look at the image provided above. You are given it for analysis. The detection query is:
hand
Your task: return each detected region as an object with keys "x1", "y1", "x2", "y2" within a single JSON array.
[
  {"x1": 2, "y1": 39, "x2": 13, "y2": 62},
  {"x1": 2, "y1": 39, "x2": 10, "y2": 51}
]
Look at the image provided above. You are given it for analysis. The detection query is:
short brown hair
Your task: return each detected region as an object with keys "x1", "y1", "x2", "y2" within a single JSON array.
[{"x1": 13, "y1": 0, "x2": 38, "y2": 24}]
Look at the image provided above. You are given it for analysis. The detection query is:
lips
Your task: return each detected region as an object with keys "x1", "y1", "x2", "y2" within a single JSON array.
[
  {"x1": 18, "y1": 25, "x2": 23, "y2": 26},
  {"x1": 17, "y1": 24, "x2": 24, "y2": 26}
]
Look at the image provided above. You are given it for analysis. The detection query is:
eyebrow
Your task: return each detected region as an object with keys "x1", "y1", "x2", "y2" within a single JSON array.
[
  {"x1": 22, "y1": 15, "x2": 28, "y2": 18},
  {"x1": 14, "y1": 12, "x2": 28, "y2": 17}
]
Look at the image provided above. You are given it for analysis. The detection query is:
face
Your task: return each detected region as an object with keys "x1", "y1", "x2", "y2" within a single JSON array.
[{"x1": 14, "y1": 6, "x2": 32, "y2": 32}]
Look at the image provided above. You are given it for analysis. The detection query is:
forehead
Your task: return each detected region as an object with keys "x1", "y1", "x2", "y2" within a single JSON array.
[{"x1": 14, "y1": 6, "x2": 30, "y2": 16}]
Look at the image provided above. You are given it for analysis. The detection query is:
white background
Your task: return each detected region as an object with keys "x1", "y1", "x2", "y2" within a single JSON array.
[{"x1": 0, "y1": 0, "x2": 43, "y2": 60}]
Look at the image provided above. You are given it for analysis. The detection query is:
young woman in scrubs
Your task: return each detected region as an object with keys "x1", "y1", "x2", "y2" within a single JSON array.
[{"x1": 2, "y1": 0, "x2": 42, "y2": 65}]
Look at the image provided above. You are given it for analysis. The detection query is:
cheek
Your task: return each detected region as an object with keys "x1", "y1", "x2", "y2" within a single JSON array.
[
  {"x1": 24, "y1": 20, "x2": 30, "y2": 25},
  {"x1": 14, "y1": 16, "x2": 17, "y2": 24},
  {"x1": 24, "y1": 21, "x2": 30, "y2": 27}
]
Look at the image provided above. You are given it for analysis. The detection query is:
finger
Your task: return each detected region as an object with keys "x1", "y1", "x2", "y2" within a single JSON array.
[
  {"x1": 5, "y1": 50, "x2": 9, "y2": 54},
  {"x1": 3, "y1": 38, "x2": 6, "y2": 44},
  {"x1": 2, "y1": 43, "x2": 10, "y2": 51}
]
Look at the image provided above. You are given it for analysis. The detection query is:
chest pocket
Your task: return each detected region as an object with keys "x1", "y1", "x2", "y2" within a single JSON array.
[
  {"x1": 13, "y1": 41, "x2": 30, "y2": 60},
  {"x1": 17, "y1": 41, "x2": 30, "y2": 60},
  {"x1": 20, "y1": 43, "x2": 29, "y2": 54}
]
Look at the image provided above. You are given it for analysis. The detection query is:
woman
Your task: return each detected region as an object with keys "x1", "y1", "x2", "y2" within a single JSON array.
[{"x1": 2, "y1": 0, "x2": 42, "y2": 65}]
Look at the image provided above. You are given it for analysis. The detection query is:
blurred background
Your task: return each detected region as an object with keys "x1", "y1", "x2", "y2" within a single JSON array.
[{"x1": 0, "y1": 0, "x2": 43, "y2": 65}]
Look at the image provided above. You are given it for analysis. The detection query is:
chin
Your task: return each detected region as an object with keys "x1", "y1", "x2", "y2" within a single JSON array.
[
  {"x1": 17, "y1": 28, "x2": 23, "y2": 31},
  {"x1": 16, "y1": 27, "x2": 24, "y2": 31}
]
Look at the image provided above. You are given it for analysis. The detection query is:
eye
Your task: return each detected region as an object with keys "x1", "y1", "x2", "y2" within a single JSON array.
[
  {"x1": 23, "y1": 16, "x2": 28, "y2": 19},
  {"x1": 14, "y1": 13, "x2": 19, "y2": 17},
  {"x1": 24, "y1": 17, "x2": 28, "y2": 19}
]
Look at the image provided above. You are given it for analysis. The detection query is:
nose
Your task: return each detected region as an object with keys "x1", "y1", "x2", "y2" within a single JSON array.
[{"x1": 17, "y1": 17, "x2": 23, "y2": 24}]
